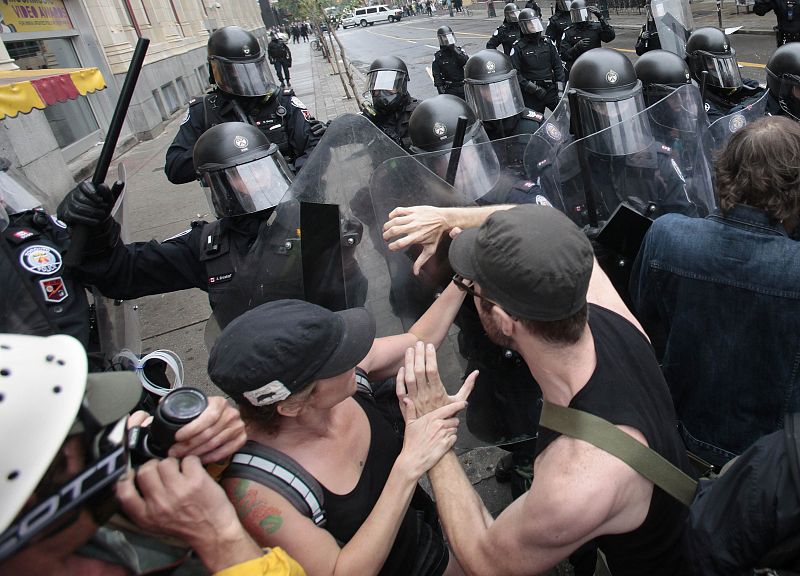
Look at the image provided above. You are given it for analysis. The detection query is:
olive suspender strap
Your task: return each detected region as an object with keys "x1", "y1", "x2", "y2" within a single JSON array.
[{"x1": 539, "y1": 402, "x2": 698, "y2": 506}]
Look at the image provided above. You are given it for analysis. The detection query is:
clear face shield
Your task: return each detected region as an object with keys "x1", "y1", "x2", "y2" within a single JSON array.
[
  {"x1": 367, "y1": 69, "x2": 408, "y2": 112},
  {"x1": 465, "y1": 73, "x2": 526, "y2": 121},
  {"x1": 505, "y1": 7, "x2": 521, "y2": 22},
  {"x1": 575, "y1": 83, "x2": 654, "y2": 155},
  {"x1": 519, "y1": 17, "x2": 544, "y2": 34},
  {"x1": 200, "y1": 148, "x2": 293, "y2": 218},
  {"x1": 415, "y1": 124, "x2": 501, "y2": 197},
  {"x1": 774, "y1": 72, "x2": 800, "y2": 121},
  {"x1": 438, "y1": 31, "x2": 457, "y2": 47},
  {"x1": 693, "y1": 50, "x2": 743, "y2": 89},
  {"x1": 571, "y1": 6, "x2": 590, "y2": 23},
  {"x1": 0, "y1": 167, "x2": 46, "y2": 216},
  {"x1": 209, "y1": 54, "x2": 277, "y2": 98}
]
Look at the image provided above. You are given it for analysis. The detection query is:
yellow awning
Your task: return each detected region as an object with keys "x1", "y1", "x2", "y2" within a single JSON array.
[{"x1": 0, "y1": 67, "x2": 106, "y2": 120}]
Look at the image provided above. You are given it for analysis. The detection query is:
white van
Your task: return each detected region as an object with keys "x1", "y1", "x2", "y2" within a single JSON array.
[{"x1": 342, "y1": 5, "x2": 403, "y2": 28}]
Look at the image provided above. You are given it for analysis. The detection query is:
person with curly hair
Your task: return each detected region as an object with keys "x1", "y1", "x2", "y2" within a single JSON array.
[{"x1": 630, "y1": 115, "x2": 800, "y2": 470}]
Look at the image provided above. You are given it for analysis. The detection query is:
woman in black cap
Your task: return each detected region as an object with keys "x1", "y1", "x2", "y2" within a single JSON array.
[{"x1": 211, "y1": 282, "x2": 473, "y2": 576}]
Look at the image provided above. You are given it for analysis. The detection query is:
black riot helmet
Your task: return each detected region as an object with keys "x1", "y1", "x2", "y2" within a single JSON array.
[
  {"x1": 407, "y1": 95, "x2": 498, "y2": 199},
  {"x1": 366, "y1": 56, "x2": 410, "y2": 113},
  {"x1": 569, "y1": 0, "x2": 590, "y2": 23},
  {"x1": 685, "y1": 27, "x2": 743, "y2": 90},
  {"x1": 408, "y1": 95, "x2": 481, "y2": 153},
  {"x1": 193, "y1": 122, "x2": 293, "y2": 218},
  {"x1": 634, "y1": 49, "x2": 692, "y2": 106},
  {"x1": 504, "y1": 3, "x2": 521, "y2": 22},
  {"x1": 766, "y1": 43, "x2": 800, "y2": 122},
  {"x1": 208, "y1": 26, "x2": 278, "y2": 98},
  {"x1": 518, "y1": 8, "x2": 544, "y2": 35},
  {"x1": 437, "y1": 25, "x2": 457, "y2": 48},
  {"x1": 463, "y1": 49, "x2": 526, "y2": 121},
  {"x1": 569, "y1": 48, "x2": 653, "y2": 154}
]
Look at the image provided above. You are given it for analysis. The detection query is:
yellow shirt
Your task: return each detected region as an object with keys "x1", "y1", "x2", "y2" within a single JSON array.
[{"x1": 212, "y1": 547, "x2": 306, "y2": 576}]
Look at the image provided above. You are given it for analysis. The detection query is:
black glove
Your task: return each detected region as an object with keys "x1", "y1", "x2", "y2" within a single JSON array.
[
  {"x1": 57, "y1": 180, "x2": 122, "y2": 228},
  {"x1": 525, "y1": 82, "x2": 548, "y2": 99},
  {"x1": 308, "y1": 118, "x2": 327, "y2": 137},
  {"x1": 576, "y1": 37, "x2": 593, "y2": 51},
  {"x1": 587, "y1": 5, "x2": 602, "y2": 17}
]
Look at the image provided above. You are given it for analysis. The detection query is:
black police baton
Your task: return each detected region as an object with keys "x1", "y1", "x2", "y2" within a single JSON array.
[
  {"x1": 567, "y1": 89, "x2": 599, "y2": 228},
  {"x1": 65, "y1": 37, "x2": 150, "y2": 268},
  {"x1": 444, "y1": 115, "x2": 469, "y2": 186}
]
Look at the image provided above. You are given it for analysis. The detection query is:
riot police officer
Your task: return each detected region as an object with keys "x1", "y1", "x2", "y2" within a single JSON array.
[
  {"x1": 546, "y1": 0, "x2": 572, "y2": 47},
  {"x1": 560, "y1": 0, "x2": 616, "y2": 76},
  {"x1": 524, "y1": 0, "x2": 543, "y2": 16},
  {"x1": 487, "y1": 3, "x2": 523, "y2": 55},
  {"x1": 511, "y1": 9, "x2": 565, "y2": 113},
  {"x1": 361, "y1": 56, "x2": 420, "y2": 152},
  {"x1": 754, "y1": 0, "x2": 800, "y2": 46},
  {"x1": 165, "y1": 26, "x2": 323, "y2": 185},
  {"x1": 635, "y1": 0, "x2": 662, "y2": 55},
  {"x1": 766, "y1": 42, "x2": 800, "y2": 119},
  {"x1": 686, "y1": 27, "x2": 766, "y2": 121},
  {"x1": 562, "y1": 48, "x2": 690, "y2": 224},
  {"x1": 432, "y1": 26, "x2": 470, "y2": 99},
  {"x1": 634, "y1": 49, "x2": 692, "y2": 106},
  {"x1": 463, "y1": 49, "x2": 545, "y2": 141}
]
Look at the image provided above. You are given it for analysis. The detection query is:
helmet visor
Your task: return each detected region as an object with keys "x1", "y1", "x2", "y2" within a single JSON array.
[
  {"x1": 575, "y1": 87, "x2": 653, "y2": 155},
  {"x1": 571, "y1": 7, "x2": 589, "y2": 22},
  {"x1": 777, "y1": 73, "x2": 800, "y2": 121},
  {"x1": 438, "y1": 31, "x2": 457, "y2": 47},
  {"x1": 505, "y1": 8, "x2": 521, "y2": 21},
  {"x1": 465, "y1": 75, "x2": 525, "y2": 120},
  {"x1": 694, "y1": 51, "x2": 742, "y2": 89},
  {"x1": 210, "y1": 55, "x2": 276, "y2": 97},
  {"x1": 520, "y1": 17, "x2": 544, "y2": 34},
  {"x1": 367, "y1": 69, "x2": 407, "y2": 92},
  {"x1": 201, "y1": 152, "x2": 293, "y2": 217},
  {"x1": 642, "y1": 82, "x2": 682, "y2": 107},
  {"x1": 0, "y1": 168, "x2": 45, "y2": 215}
]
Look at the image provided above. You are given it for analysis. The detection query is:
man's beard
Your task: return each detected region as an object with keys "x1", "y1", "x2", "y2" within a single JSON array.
[{"x1": 477, "y1": 301, "x2": 515, "y2": 350}]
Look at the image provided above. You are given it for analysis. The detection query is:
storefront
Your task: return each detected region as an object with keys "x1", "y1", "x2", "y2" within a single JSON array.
[{"x1": 0, "y1": 0, "x2": 116, "y2": 161}]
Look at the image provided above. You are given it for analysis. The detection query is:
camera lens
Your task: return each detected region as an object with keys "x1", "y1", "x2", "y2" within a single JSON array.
[{"x1": 146, "y1": 387, "x2": 208, "y2": 457}]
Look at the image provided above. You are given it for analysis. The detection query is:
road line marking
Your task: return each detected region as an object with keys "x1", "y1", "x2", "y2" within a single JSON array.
[
  {"x1": 425, "y1": 44, "x2": 439, "y2": 49},
  {"x1": 426, "y1": 66, "x2": 434, "y2": 81}
]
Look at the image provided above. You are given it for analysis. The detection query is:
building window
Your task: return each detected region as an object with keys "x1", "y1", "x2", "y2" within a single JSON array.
[{"x1": 5, "y1": 38, "x2": 99, "y2": 149}]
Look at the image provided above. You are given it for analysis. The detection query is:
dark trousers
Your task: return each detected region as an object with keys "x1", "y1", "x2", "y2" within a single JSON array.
[{"x1": 273, "y1": 61, "x2": 291, "y2": 82}]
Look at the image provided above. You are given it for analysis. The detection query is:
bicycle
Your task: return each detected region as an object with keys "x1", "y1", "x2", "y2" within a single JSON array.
[{"x1": 311, "y1": 38, "x2": 321, "y2": 51}]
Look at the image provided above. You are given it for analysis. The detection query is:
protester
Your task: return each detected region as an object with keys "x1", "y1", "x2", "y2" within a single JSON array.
[
  {"x1": 630, "y1": 115, "x2": 800, "y2": 469},
  {"x1": 211, "y1": 286, "x2": 471, "y2": 575},
  {"x1": 0, "y1": 332, "x2": 303, "y2": 575},
  {"x1": 385, "y1": 203, "x2": 694, "y2": 575}
]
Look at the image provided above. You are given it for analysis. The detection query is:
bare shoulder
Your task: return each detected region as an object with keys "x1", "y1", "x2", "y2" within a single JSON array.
[{"x1": 528, "y1": 430, "x2": 654, "y2": 540}]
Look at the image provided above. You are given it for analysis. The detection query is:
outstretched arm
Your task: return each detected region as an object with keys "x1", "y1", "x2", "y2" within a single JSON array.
[{"x1": 382, "y1": 204, "x2": 516, "y2": 275}]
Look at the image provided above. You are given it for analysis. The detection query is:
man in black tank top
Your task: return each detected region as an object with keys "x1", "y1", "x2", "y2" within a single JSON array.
[{"x1": 392, "y1": 204, "x2": 693, "y2": 575}]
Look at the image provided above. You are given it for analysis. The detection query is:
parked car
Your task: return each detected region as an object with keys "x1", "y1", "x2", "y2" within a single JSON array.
[{"x1": 341, "y1": 5, "x2": 403, "y2": 28}]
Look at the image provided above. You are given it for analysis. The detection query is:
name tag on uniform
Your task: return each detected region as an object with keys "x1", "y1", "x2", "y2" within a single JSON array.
[{"x1": 208, "y1": 272, "x2": 234, "y2": 284}]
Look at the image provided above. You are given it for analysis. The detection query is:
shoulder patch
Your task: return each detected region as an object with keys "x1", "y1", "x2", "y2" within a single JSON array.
[
  {"x1": 493, "y1": 29, "x2": 499, "y2": 36},
  {"x1": 180, "y1": 109, "x2": 191, "y2": 125},
  {"x1": 290, "y1": 96, "x2": 307, "y2": 110},
  {"x1": 50, "y1": 215, "x2": 67, "y2": 229},
  {"x1": 164, "y1": 228, "x2": 193, "y2": 242},
  {"x1": 704, "y1": 102, "x2": 710, "y2": 112},
  {"x1": 535, "y1": 194, "x2": 552, "y2": 206},
  {"x1": 510, "y1": 47, "x2": 516, "y2": 56}
]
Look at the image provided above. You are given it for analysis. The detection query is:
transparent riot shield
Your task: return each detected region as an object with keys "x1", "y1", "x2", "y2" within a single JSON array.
[
  {"x1": 651, "y1": 0, "x2": 694, "y2": 58},
  {"x1": 558, "y1": 84, "x2": 715, "y2": 230},
  {"x1": 370, "y1": 146, "x2": 547, "y2": 449},
  {"x1": 705, "y1": 90, "x2": 770, "y2": 156},
  {"x1": 93, "y1": 186, "x2": 142, "y2": 362},
  {"x1": 209, "y1": 113, "x2": 408, "y2": 335},
  {"x1": 523, "y1": 95, "x2": 573, "y2": 204}
]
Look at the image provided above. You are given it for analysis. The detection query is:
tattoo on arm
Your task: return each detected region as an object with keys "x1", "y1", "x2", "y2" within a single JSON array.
[{"x1": 230, "y1": 479, "x2": 285, "y2": 535}]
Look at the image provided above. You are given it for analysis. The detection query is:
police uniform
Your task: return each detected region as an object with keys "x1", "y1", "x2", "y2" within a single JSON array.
[
  {"x1": 702, "y1": 80, "x2": 766, "y2": 122},
  {"x1": 754, "y1": 0, "x2": 800, "y2": 46},
  {"x1": 546, "y1": 10, "x2": 571, "y2": 46},
  {"x1": 486, "y1": 22, "x2": 522, "y2": 55},
  {"x1": 560, "y1": 142, "x2": 692, "y2": 226},
  {"x1": 483, "y1": 108, "x2": 544, "y2": 141},
  {"x1": 362, "y1": 98, "x2": 420, "y2": 152},
  {"x1": 432, "y1": 46, "x2": 470, "y2": 99},
  {"x1": 165, "y1": 88, "x2": 320, "y2": 184},
  {"x1": 635, "y1": 18, "x2": 661, "y2": 55},
  {"x1": 560, "y1": 20, "x2": 616, "y2": 74},
  {"x1": 510, "y1": 35, "x2": 565, "y2": 112},
  {"x1": 2, "y1": 209, "x2": 90, "y2": 345}
]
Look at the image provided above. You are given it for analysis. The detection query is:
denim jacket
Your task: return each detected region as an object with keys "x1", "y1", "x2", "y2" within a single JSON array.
[{"x1": 630, "y1": 205, "x2": 800, "y2": 468}]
